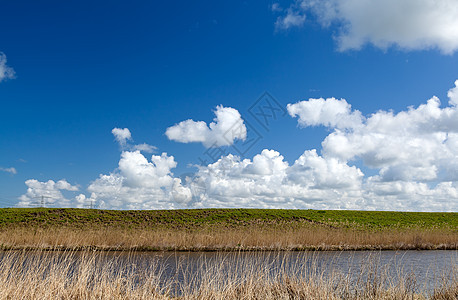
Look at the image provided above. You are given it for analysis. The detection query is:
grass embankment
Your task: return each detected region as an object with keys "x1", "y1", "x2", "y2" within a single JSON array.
[
  {"x1": 0, "y1": 250, "x2": 456, "y2": 299},
  {"x1": 0, "y1": 208, "x2": 456, "y2": 251}
]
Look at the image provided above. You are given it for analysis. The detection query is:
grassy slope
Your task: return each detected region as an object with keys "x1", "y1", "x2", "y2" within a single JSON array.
[{"x1": 0, "y1": 208, "x2": 456, "y2": 230}]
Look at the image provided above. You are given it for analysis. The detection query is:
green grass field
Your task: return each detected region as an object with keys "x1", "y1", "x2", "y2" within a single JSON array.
[
  {"x1": 0, "y1": 208, "x2": 456, "y2": 230},
  {"x1": 0, "y1": 208, "x2": 456, "y2": 251}
]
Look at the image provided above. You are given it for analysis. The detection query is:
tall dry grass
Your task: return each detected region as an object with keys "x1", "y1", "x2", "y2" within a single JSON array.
[
  {"x1": 0, "y1": 226, "x2": 456, "y2": 251},
  {"x1": 0, "y1": 250, "x2": 456, "y2": 299}
]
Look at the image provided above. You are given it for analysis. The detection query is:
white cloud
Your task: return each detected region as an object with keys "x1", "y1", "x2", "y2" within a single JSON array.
[
  {"x1": 287, "y1": 97, "x2": 363, "y2": 129},
  {"x1": 112, "y1": 128, "x2": 132, "y2": 146},
  {"x1": 132, "y1": 143, "x2": 156, "y2": 153},
  {"x1": 165, "y1": 105, "x2": 247, "y2": 148},
  {"x1": 17, "y1": 151, "x2": 191, "y2": 210},
  {"x1": 75, "y1": 193, "x2": 87, "y2": 207},
  {"x1": 289, "y1": 149, "x2": 363, "y2": 189},
  {"x1": 17, "y1": 82, "x2": 458, "y2": 211},
  {"x1": 186, "y1": 149, "x2": 365, "y2": 209},
  {"x1": 117, "y1": 151, "x2": 176, "y2": 188},
  {"x1": 0, "y1": 167, "x2": 17, "y2": 175},
  {"x1": 64, "y1": 147, "x2": 365, "y2": 210},
  {"x1": 448, "y1": 80, "x2": 458, "y2": 106},
  {"x1": 87, "y1": 151, "x2": 191, "y2": 209},
  {"x1": 318, "y1": 93, "x2": 458, "y2": 184},
  {"x1": 275, "y1": 0, "x2": 458, "y2": 53},
  {"x1": 275, "y1": 8, "x2": 306, "y2": 30},
  {"x1": 17, "y1": 179, "x2": 80, "y2": 207},
  {"x1": 79, "y1": 141, "x2": 456, "y2": 211},
  {"x1": 363, "y1": 179, "x2": 458, "y2": 211},
  {"x1": 55, "y1": 180, "x2": 79, "y2": 191},
  {"x1": 112, "y1": 127, "x2": 156, "y2": 153},
  {"x1": 284, "y1": 81, "x2": 458, "y2": 211},
  {"x1": 0, "y1": 52, "x2": 15, "y2": 83}
]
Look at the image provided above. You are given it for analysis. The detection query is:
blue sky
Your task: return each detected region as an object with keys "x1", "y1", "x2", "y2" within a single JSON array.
[{"x1": 1, "y1": 0, "x2": 458, "y2": 211}]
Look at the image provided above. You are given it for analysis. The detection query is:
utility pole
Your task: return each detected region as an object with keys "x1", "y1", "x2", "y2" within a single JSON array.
[
  {"x1": 85, "y1": 198, "x2": 96, "y2": 209},
  {"x1": 33, "y1": 195, "x2": 53, "y2": 207}
]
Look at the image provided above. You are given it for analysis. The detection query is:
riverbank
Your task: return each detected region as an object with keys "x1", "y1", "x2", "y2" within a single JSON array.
[
  {"x1": 0, "y1": 249, "x2": 456, "y2": 299},
  {"x1": 0, "y1": 208, "x2": 456, "y2": 251}
]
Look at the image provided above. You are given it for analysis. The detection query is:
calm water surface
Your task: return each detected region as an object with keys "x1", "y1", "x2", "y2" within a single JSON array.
[
  {"x1": 109, "y1": 250, "x2": 457, "y2": 293},
  {"x1": 2, "y1": 250, "x2": 456, "y2": 294}
]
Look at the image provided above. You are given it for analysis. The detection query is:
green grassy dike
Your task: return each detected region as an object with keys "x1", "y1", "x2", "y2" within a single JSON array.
[
  {"x1": 0, "y1": 208, "x2": 456, "y2": 251},
  {"x1": 0, "y1": 208, "x2": 456, "y2": 230}
]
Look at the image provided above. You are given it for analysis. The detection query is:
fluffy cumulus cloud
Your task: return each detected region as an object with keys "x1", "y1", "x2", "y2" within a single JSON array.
[
  {"x1": 86, "y1": 151, "x2": 191, "y2": 209},
  {"x1": 448, "y1": 80, "x2": 458, "y2": 106},
  {"x1": 18, "y1": 179, "x2": 82, "y2": 207},
  {"x1": 185, "y1": 83, "x2": 458, "y2": 211},
  {"x1": 31, "y1": 147, "x2": 364, "y2": 210},
  {"x1": 16, "y1": 82, "x2": 458, "y2": 211},
  {"x1": 320, "y1": 96, "x2": 458, "y2": 180},
  {"x1": 274, "y1": 0, "x2": 458, "y2": 53},
  {"x1": 187, "y1": 149, "x2": 364, "y2": 209},
  {"x1": 17, "y1": 151, "x2": 191, "y2": 210},
  {"x1": 287, "y1": 82, "x2": 458, "y2": 211},
  {"x1": 165, "y1": 105, "x2": 247, "y2": 148},
  {"x1": 112, "y1": 127, "x2": 156, "y2": 153},
  {"x1": 287, "y1": 97, "x2": 363, "y2": 129},
  {"x1": 0, "y1": 52, "x2": 15, "y2": 82}
]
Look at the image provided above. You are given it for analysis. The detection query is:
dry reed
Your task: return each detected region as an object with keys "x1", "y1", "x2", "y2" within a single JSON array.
[
  {"x1": 0, "y1": 226, "x2": 456, "y2": 251},
  {"x1": 0, "y1": 250, "x2": 456, "y2": 299}
]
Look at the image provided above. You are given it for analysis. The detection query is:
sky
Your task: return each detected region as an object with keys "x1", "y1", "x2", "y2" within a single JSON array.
[{"x1": 1, "y1": 0, "x2": 458, "y2": 211}]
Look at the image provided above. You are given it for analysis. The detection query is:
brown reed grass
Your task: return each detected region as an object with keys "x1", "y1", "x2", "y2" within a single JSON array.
[
  {"x1": 0, "y1": 225, "x2": 456, "y2": 251},
  {"x1": 0, "y1": 250, "x2": 455, "y2": 299}
]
